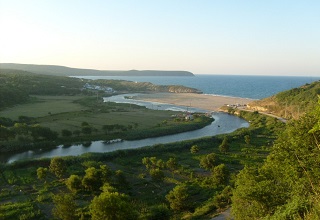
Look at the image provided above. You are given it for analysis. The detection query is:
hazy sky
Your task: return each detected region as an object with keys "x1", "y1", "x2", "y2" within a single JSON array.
[{"x1": 0, "y1": 0, "x2": 319, "y2": 76}]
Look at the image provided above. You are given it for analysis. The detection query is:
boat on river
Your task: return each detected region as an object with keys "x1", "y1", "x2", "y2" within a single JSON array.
[{"x1": 103, "y1": 139, "x2": 123, "y2": 144}]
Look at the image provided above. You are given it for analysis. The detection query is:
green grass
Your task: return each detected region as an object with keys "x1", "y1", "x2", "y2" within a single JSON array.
[
  {"x1": 0, "y1": 95, "x2": 175, "y2": 134},
  {"x1": 0, "y1": 95, "x2": 88, "y2": 120}
]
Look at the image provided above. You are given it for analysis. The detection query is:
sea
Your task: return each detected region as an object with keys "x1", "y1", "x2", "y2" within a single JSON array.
[{"x1": 76, "y1": 75, "x2": 320, "y2": 99}]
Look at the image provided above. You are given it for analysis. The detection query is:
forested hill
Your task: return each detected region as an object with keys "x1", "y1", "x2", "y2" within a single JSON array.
[
  {"x1": 0, "y1": 63, "x2": 194, "y2": 77},
  {"x1": 0, "y1": 69, "x2": 200, "y2": 109},
  {"x1": 247, "y1": 80, "x2": 320, "y2": 119}
]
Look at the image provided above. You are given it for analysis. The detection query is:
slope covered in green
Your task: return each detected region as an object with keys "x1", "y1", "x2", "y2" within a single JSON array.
[
  {"x1": 248, "y1": 80, "x2": 320, "y2": 119},
  {"x1": 232, "y1": 100, "x2": 320, "y2": 220}
]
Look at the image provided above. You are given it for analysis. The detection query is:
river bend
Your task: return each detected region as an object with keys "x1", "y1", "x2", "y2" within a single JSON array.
[{"x1": 2, "y1": 94, "x2": 249, "y2": 163}]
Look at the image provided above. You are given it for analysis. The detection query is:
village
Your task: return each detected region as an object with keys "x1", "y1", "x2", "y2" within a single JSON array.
[{"x1": 83, "y1": 83, "x2": 115, "y2": 94}]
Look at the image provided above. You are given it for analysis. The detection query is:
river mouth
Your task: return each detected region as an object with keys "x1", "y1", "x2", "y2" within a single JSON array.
[{"x1": 1, "y1": 94, "x2": 249, "y2": 164}]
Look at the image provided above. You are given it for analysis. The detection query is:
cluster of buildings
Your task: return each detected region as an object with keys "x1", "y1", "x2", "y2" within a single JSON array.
[{"x1": 83, "y1": 83, "x2": 114, "y2": 93}]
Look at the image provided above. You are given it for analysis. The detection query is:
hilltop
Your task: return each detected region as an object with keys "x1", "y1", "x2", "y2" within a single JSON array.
[
  {"x1": 247, "y1": 80, "x2": 320, "y2": 119},
  {"x1": 0, "y1": 63, "x2": 194, "y2": 77}
]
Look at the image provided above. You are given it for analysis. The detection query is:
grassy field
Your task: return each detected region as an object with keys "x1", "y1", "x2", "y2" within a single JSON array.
[
  {"x1": 0, "y1": 95, "x2": 173, "y2": 130},
  {"x1": 0, "y1": 96, "x2": 89, "y2": 120},
  {"x1": 36, "y1": 106, "x2": 175, "y2": 133}
]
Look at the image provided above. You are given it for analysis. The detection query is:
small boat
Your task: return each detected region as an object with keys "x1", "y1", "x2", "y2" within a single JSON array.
[{"x1": 104, "y1": 139, "x2": 123, "y2": 144}]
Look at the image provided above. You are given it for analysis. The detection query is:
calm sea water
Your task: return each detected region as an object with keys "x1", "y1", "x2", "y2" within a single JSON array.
[{"x1": 77, "y1": 75, "x2": 320, "y2": 99}]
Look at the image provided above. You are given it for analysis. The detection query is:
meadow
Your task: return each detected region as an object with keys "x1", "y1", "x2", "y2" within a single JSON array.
[{"x1": 0, "y1": 96, "x2": 88, "y2": 119}]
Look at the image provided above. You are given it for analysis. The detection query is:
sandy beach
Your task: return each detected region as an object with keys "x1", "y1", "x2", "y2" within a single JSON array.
[{"x1": 133, "y1": 93, "x2": 254, "y2": 112}]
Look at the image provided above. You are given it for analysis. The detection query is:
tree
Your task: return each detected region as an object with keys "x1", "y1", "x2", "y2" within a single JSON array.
[
  {"x1": 219, "y1": 137, "x2": 229, "y2": 153},
  {"x1": 147, "y1": 204, "x2": 171, "y2": 220},
  {"x1": 37, "y1": 167, "x2": 48, "y2": 181},
  {"x1": 227, "y1": 107, "x2": 235, "y2": 114},
  {"x1": 12, "y1": 122, "x2": 29, "y2": 135},
  {"x1": 213, "y1": 186, "x2": 233, "y2": 210},
  {"x1": 82, "y1": 167, "x2": 103, "y2": 192},
  {"x1": 30, "y1": 124, "x2": 58, "y2": 140},
  {"x1": 61, "y1": 129, "x2": 72, "y2": 137},
  {"x1": 200, "y1": 153, "x2": 218, "y2": 170},
  {"x1": 73, "y1": 130, "x2": 81, "y2": 136},
  {"x1": 232, "y1": 103, "x2": 320, "y2": 219},
  {"x1": 244, "y1": 135, "x2": 251, "y2": 145},
  {"x1": 90, "y1": 191, "x2": 138, "y2": 220},
  {"x1": 52, "y1": 193, "x2": 77, "y2": 220},
  {"x1": 81, "y1": 126, "x2": 92, "y2": 135},
  {"x1": 49, "y1": 157, "x2": 66, "y2": 179},
  {"x1": 166, "y1": 157, "x2": 178, "y2": 172},
  {"x1": 190, "y1": 145, "x2": 200, "y2": 154},
  {"x1": 66, "y1": 175, "x2": 82, "y2": 194},
  {"x1": 165, "y1": 184, "x2": 190, "y2": 211},
  {"x1": 211, "y1": 164, "x2": 229, "y2": 186},
  {"x1": 115, "y1": 170, "x2": 128, "y2": 188},
  {"x1": 149, "y1": 168, "x2": 165, "y2": 182},
  {"x1": 101, "y1": 183, "x2": 117, "y2": 193},
  {"x1": 81, "y1": 121, "x2": 89, "y2": 127},
  {"x1": 0, "y1": 125, "x2": 14, "y2": 140},
  {"x1": 142, "y1": 157, "x2": 158, "y2": 170},
  {"x1": 142, "y1": 157, "x2": 165, "y2": 181},
  {"x1": 100, "y1": 165, "x2": 112, "y2": 183}
]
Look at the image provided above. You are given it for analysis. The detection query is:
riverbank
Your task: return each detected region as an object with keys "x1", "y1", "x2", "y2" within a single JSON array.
[{"x1": 132, "y1": 93, "x2": 254, "y2": 112}]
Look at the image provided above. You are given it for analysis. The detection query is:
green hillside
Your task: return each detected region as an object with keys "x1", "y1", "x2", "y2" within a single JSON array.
[
  {"x1": 247, "y1": 80, "x2": 320, "y2": 119},
  {"x1": 0, "y1": 69, "x2": 201, "y2": 109}
]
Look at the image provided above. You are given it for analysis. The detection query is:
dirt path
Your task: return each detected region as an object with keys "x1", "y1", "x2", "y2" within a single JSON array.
[{"x1": 211, "y1": 208, "x2": 232, "y2": 220}]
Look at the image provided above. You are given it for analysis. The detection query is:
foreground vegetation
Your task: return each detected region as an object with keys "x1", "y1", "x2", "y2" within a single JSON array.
[
  {"x1": 0, "y1": 108, "x2": 283, "y2": 219},
  {"x1": 248, "y1": 80, "x2": 320, "y2": 119},
  {"x1": 232, "y1": 100, "x2": 320, "y2": 219}
]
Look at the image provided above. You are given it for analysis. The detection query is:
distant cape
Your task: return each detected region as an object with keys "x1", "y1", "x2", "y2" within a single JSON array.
[{"x1": 0, "y1": 63, "x2": 194, "y2": 77}]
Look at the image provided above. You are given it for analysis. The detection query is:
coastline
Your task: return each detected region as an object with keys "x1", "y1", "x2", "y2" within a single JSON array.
[{"x1": 133, "y1": 93, "x2": 254, "y2": 112}]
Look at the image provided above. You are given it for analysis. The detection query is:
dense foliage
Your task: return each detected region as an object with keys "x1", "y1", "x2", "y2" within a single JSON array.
[
  {"x1": 232, "y1": 100, "x2": 320, "y2": 219},
  {"x1": 94, "y1": 79, "x2": 201, "y2": 93},
  {"x1": 0, "y1": 109, "x2": 281, "y2": 219},
  {"x1": 0, "y1": 86, "x2": 29, "y2": 109},
  {"x1": 0, "y1": 69, "x2": 85, "y2": 97},
  {"x1": 248, "y1": 80, "x2": 320, "y2": 119}
]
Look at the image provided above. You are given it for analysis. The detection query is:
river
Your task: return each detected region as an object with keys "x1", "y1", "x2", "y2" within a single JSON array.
[{"x1": 1, "y1": 94, "x2": 249, "y2": 164}]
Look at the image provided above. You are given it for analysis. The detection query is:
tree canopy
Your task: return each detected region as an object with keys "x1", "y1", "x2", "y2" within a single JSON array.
[{"x1": 232, "y1": 99, "x2": 320, "y2": 219}]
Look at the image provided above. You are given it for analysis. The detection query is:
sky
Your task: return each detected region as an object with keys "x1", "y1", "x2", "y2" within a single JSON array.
[{"x1": 0, "y1": 0, "x2": 319, "y2": 76}]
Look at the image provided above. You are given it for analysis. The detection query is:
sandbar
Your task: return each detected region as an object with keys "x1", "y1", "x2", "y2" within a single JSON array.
[{"x1": 133, "y1": 93, "x2": 254, "y2": 112}]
